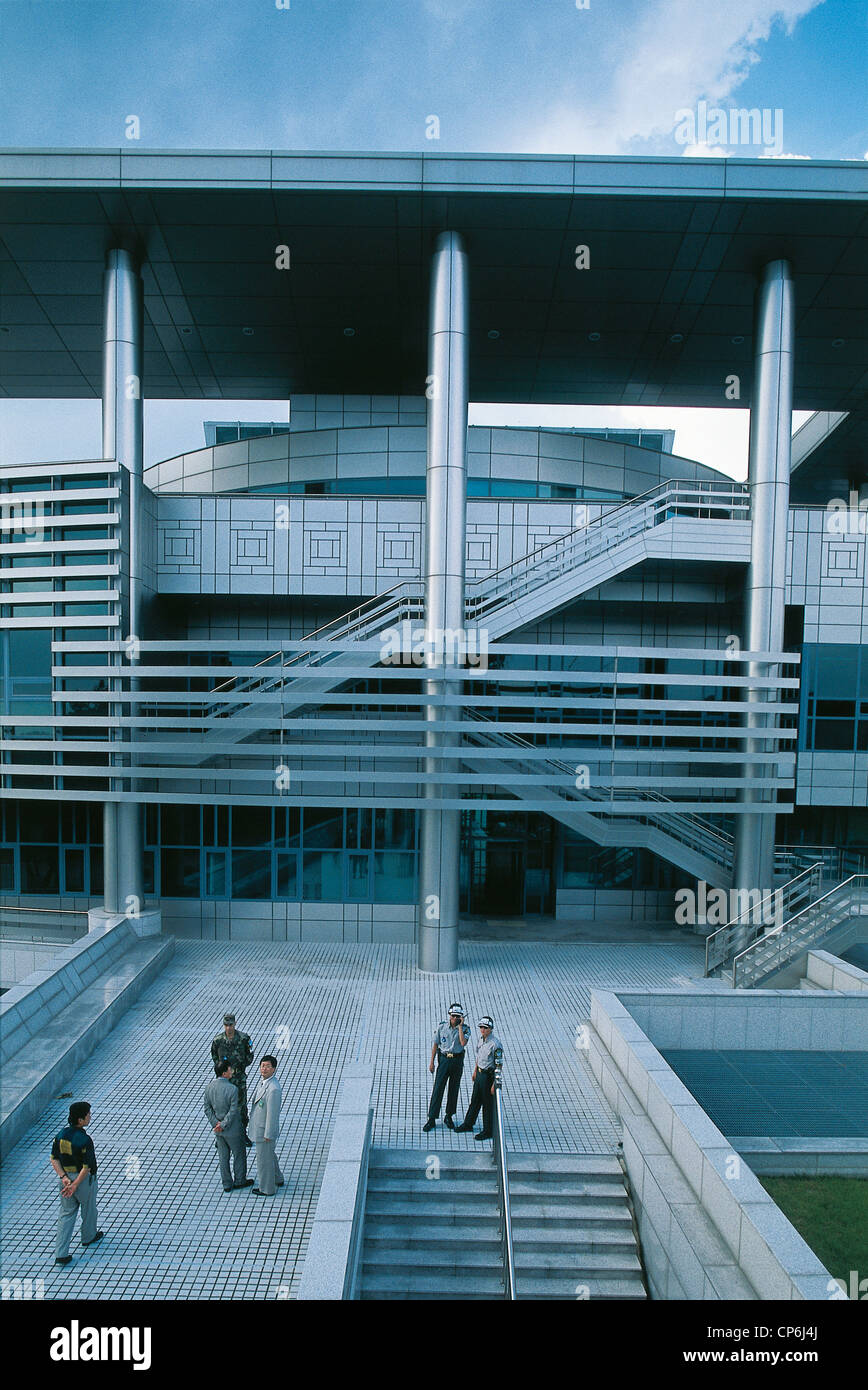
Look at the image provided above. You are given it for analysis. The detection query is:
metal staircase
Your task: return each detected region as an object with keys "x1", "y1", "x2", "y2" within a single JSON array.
[
  {"x1": 172, "y1": 481, "x2": 758, "y2": 882},
  {"x1": 462, "y1": 707, "x2": 735, "y2": 887},
  {"x1": 704, "y1": 850, "x2": 868, "y2": 977},
  {"x1": 731, "y1": 873, "x2": 868, "y2": 988},
  {"x1": 200, "y1": 478, "x2": 749, "y2": 731}
]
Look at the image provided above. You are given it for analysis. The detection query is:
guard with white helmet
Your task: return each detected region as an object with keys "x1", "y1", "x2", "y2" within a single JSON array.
[
  {"x1": 456, "y1": 1016, "x2": 503, "y2": 1141},
  {"x1": 423, "y1": 1003, "x2": 469, "y2": 1132}
]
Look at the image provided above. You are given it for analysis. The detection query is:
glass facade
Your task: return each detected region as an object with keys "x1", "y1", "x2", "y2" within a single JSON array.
[
  {"x1": 800, "y1": 644, "x2": 868, "y2": 751},
  {"x1": 241, "y1": 478, "x2": 629, "y2": 500}
]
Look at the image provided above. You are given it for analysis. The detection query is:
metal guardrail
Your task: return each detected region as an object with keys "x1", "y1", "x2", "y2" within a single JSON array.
[
  {"x1": 203, "y1": 479, "x2": 748, "y2": 710},
  {"x1": 492, "y1": 1048, "x2": 516, "y2": 1301},
  {"x1": 0, "y1": 905, "x2": 88, "y2": 917},
  {"x1": 465, "y1": 479, "x2": 749, "y2": 622},
  {"x1": 704, "y1": 862, "x2": 824, "y2": 976},
  {"x1": 464, "y1": 707, "x2": 734, "y2": 870},
  {"x1": 731, "y1": 874, "x2": 868, "y2": 988}
]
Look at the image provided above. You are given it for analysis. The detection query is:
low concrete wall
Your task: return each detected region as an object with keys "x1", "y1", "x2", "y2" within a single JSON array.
[
  {"x1": 805, "y1": 949, "x2": 868, "y2": 993},
  {"x1": 0, "y1": 921, "x2": 174, "y2": 1162},
  {"x1": 296, "y1": 1064, "x2": 375, "y2": 1301},
  {"x1": 0, "y1": 919, "x2": 141, "y2": 1062},
  {"x1": 556, "y1": 888, "x2": 676, "y2": 923},
  {"x1": 620, "y1": 988, "x2": 868, "y2": 1052},
  {"x1": 160, "y1": 899, "x2": 415, "y2": 943},
  {"x1": 0, "y1": 939, "x2": 72, "y2": 991},
  {"x1": 589, "y1": 989, "x2": 842, "y2": 1300}
]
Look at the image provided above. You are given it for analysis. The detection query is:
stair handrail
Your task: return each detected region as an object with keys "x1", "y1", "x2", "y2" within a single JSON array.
[
  {"x1": 463, "y1": 707, "x2": 734, "y2": 867},
  {"x1": 491, "y1": 1047, "x2": 516, "y2": 1301},
  {"x1": 203, "y1": 477, "x2": 748, "y2": 706},
  {"x1": 205, "y1": 580, "x2": 424, "y2": 708},
  {"x1": 731, "y1": 873, "x2": 868, "y2": 988},
  {"x1": 465, "y1": 478, "x2": 749, "y2": 619},
  {"x1": 704, "y1": 861, "x2": 824, "y2": 976}
]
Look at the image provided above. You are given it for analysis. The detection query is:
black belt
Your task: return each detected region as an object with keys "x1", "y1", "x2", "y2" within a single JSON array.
[{"x1": 441, "y1": 1051, "x2": 464, "y2": 1059}]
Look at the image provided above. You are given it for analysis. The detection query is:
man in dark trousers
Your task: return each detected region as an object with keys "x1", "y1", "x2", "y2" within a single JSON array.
[
  {"x1": 50, "y1": 1101, "x2": 103, "y2": 1265},
  {"x1": 423, "y1": 1003, "x2": 469, "y2": 1132},
  {"x1": 210, "y1": 1012, "x2": 254, "y2": 1147},
  {"x1": 456, "y1": 1016, "x2": 503, "y2": 1141},
  {"x1": 204, "y1": 1059, "x2": 254, "y2": 1192}
]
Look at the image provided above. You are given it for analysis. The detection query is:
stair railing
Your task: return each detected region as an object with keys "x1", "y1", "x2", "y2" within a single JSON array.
[
  {"x1": 465, "y1": 479, "x2": 749, "y2": 623},
  {"x1": 704, "y1": 861, "x2": 824, "y2": 976},
  {"x1": 731, "y1": 874, "x2": 868, "y2": 988},
  {"x1": 492, "y1": 1047, "x2": 516, "y2": 1301},
  {"x1": 463, "y1": 707, "x2": 733, "y2": 869}
]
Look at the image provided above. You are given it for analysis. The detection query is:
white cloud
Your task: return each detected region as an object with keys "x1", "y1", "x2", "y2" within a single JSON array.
[
  {"x1": 682, "y1": 143, "x2": 731, "y2": 157},
  {"x1": 516, "y1": 0, "x2": 824, "y2": 155}
]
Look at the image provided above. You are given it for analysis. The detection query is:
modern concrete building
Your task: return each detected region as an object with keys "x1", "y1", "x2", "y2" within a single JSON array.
[{"x1": 1, "y1": 150, "x2": 867, "y2": 975}]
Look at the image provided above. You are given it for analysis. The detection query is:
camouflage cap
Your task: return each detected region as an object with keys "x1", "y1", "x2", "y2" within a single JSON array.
[{"x1": 223, "y1": 1013, "x2": 236, "y2": 1024}]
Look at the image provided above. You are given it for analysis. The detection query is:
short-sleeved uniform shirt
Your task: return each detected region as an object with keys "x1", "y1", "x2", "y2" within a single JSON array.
[
  {"x1": 474, "y1": 1033, "x2": 503, "y2": 1073},
  {"x1": 432, "y1": 1020, "x2": 470, "y2": 1055},
  {"x1": 51, "y1": 1125, "x2": 97, "y2": 1177}
]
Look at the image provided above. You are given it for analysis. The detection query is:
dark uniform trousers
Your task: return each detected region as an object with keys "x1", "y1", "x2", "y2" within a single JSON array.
[
  {"x1": 462, "y1": 1068, "x2": 495, "y2": 1134},
  {"x1": 427, "y1": 1051, "x2": 465, "y2": 1122}
]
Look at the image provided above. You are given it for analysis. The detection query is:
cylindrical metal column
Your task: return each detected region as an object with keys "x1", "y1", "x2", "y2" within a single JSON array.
[
  {"x1": 418, "y1": 232, "x2": 469, "y2": 973},
  {"x1": 733, "y1": 259, "x2": 794, "y2": 893},
  {"x1": 102, "y1": 249, "x2": 144, "y2": 915}
]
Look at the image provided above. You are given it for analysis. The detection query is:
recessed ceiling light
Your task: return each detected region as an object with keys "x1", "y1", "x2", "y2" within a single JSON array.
[
  {"x1": 242, "y1": 327, "x2": 254, "y2": 337},
  {"x1": 343, "y1": 327, "x2": 356, "y2": 337},
  {"x1": 669, "y1": 332, "x2": 684, "y2": 344},
  {"x1": 587, "y1": 331, "x2": 601, "y2": 342},
  {"x1": 731, "y1": 335, "x2": 744, "y2": 345},
  {"x1": 487, "y1": 329, "x2": 500, "y2": 340},
  {"x1": 832, "y1": 338, "x2": 845, "y2": 348}
]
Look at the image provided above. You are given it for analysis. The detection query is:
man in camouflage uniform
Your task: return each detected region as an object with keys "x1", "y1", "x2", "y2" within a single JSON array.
[{"x1": 210, "y1": 1013, "x2": 254, "y2": 1147}]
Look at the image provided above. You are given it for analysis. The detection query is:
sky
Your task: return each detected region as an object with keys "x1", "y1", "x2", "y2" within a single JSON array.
[{"x1": 1, "y1": 0, "x2": 865, "y2": 474}]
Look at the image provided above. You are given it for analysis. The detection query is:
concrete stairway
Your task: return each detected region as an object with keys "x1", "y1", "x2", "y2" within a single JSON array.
[
  {"x1": 357, "y1": 1147, "x2": 646, "y2": 1301},
  {"x1": 359, "y1": 1148, "x2": 505, "y2": 1299},
  {"x1": 508, "y1": 1153, "x2": 646, "y2": 1300}
]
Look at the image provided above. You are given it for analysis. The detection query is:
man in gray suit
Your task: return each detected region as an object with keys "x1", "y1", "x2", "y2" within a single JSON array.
[
  {"x1": 249, "y1": 1055, "x2": 284, "y2": 1196},
  {"x1": 204, "y1": 1059, "x2": 254, "y2": 1193}
]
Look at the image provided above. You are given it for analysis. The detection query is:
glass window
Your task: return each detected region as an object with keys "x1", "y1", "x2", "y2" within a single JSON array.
[
  {"x1": 19, "y1": 800, "x2": 56, "y2": 842},
  {"x1": 0, "y1": 847, "x2": 14, "y2": 892},
  {"x1": 161, "y1": 848, "x2": 200, "y2": 897},
  {"x1": 64, "y1": 848, "x2": 85, "y2": 893},
  {"x1": 303, "y1": 808, "x2": 344, "y2": 849},
  {"x1": 274, "y1": 807, "x2": 301, "y2": 848},
  {"x1": 375, "y1": 809, "x2": 415, "y2": 850},
  {"x1": 276, "y1": 851, "x2": 298, "y2": 898},
  {"x1": 373, "y1": 852, "x2": 415, "y2": 901},
  {"x1": 347, "y1": 853, "x2": 370, "y2": 900},
  {"x1": 205, "y1": 851, "x2": 227, "y2": 896},
  {"x1": 346, "y1": 808, "x2": 372, "y2": 850},
  {"x1": 160, "y1": 805, "x2": 201, "y2": 846},
  {"x1": 21, "y1": 844, "x2": 59, "y2": 894},
  {"x1": 231, "y1": 806, "x2": 272, "y2": 848},
  {"x1": 301, "y1": 850, "x2": 343, "y2": 901},
  {"x1": 231, "y1": 848, "x2": 270, "y2": 898}
]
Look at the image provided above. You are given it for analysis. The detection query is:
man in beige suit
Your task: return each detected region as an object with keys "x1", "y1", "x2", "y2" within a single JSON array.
[{"x1": 249, "y1": 1055, "x2": 284, "y2": 1196}]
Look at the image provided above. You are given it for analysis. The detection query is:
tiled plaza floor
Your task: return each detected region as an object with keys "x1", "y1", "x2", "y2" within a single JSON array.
[{"x1": 0, "y1": 936, "x2": 706, "y2": 1300}]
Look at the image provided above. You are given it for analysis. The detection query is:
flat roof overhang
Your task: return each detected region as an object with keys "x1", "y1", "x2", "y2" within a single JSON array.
[{"x1": 1, "y1": 149, "x2": 866, "y2": 407}]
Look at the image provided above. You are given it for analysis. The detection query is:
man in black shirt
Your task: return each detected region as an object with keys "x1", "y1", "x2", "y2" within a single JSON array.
[{"x1": 50, "y1": 1100, "x2": 103, "y2": 1265}]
